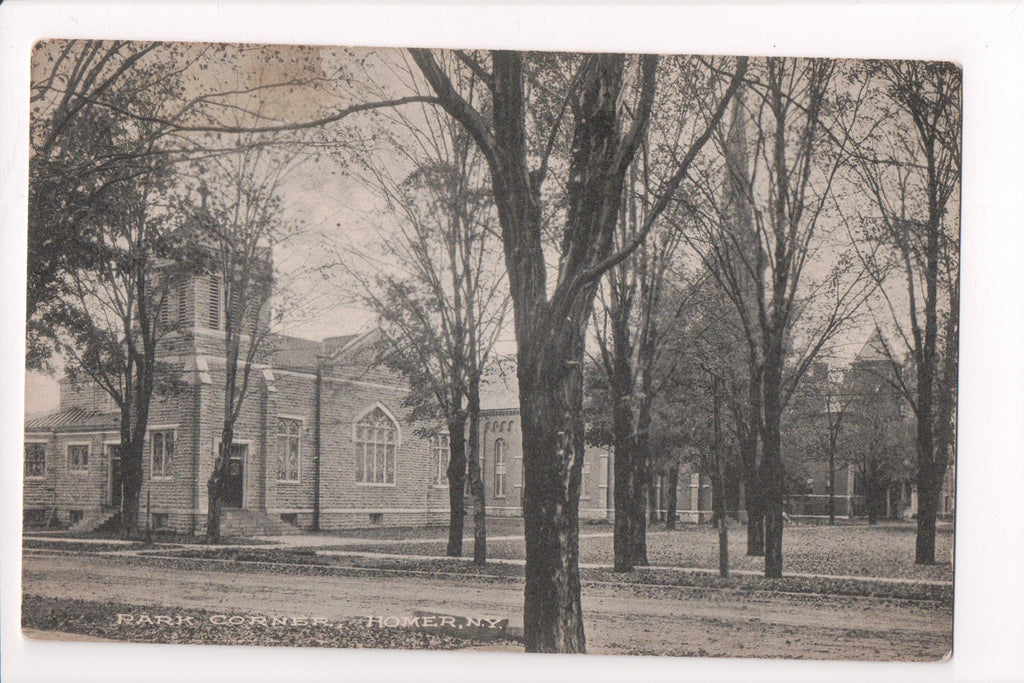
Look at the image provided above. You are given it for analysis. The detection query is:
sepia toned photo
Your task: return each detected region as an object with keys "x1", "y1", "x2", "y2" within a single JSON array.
[{"x1": 20, "y1": 39, "x2": 958, "y2": 663}]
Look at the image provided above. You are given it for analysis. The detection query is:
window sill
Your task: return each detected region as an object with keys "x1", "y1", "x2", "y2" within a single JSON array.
[
  {"x1": 276, "y1": 479, "x2": 302, "y2": 485},
  {"x1": 24, "y1": 475, "x2": 46, "y2": 481},
  {"x1": 68, "y1": 470, "x2": 90, "y2": 475},
  {"x1": 150, "y1": 476, "x2": 174, "y2": 482},
  {"x1": 356, "y1": 482, "x2": 396, "y2": 488}
]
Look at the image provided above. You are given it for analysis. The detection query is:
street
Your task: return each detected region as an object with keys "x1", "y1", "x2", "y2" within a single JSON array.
[{"x1": 22, "y1": 552, "x2": 952, "y2": 660}]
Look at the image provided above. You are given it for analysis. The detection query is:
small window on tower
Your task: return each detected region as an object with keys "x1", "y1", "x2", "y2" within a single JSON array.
[
  {"x1": 178, "y1": 281, "x2": 189, "y2": 326},
  {"x1": 158, "y1": 290, "x2": 172, "y2": 329},
  {"x1": 207, "y1": 275, "x2": 221, "y2": 329}
]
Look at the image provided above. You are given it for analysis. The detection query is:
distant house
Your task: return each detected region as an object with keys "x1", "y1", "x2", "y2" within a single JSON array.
[
  {"x1": 784, "y1": 330, "x2": 957, "y2": 523},
  {"x1": 477, "y1": 373, "x2": 714, "y2": 525}
]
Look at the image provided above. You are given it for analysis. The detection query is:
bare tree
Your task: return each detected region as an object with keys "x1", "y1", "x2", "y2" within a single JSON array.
[
  {"x1": 408, "y1": 49, "x2": 746, "y2": 651},
  {"x1": 334, "y1": 60, "x2": 510, "y2": 562},
  {"x1": 848, "y1": 61, "x2": 961, "y2": 563},
  {"x1": 588, "y1": 59, "x2": 735, "y2": 571},
  {"x1": 682, "y1": 58, "x2": 875, "y2": 577},
  {"x1": 593, "y1": 220, "x2": 698, "y2": 569},
  {"x1": 192, "y1": 142, "x2": 294, "y2": 544}
]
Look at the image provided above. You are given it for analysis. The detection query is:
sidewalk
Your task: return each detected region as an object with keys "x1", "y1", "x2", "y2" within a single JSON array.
[
  {"x1": 23, "y1": 530, "x2": 952, "y2": 588},
  {"x1": 268, "y1": 530, "x2": 613, "y2": 548}
]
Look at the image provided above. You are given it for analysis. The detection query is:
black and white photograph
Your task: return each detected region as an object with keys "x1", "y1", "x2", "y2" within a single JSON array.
[{"x1": 2, "y1": 4, "x2": 1023, "y2": 683}]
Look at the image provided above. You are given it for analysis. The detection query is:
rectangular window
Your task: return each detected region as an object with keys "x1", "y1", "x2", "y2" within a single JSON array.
[
  {"x1": 151, "y1": 430, "x2": 174, "y2": 478},
  {"x1": 67, "y1": 444, "x2": 89, "y2": 472},
  {"x1": 25, "y1": 443, "x2": 46, "y2": 478},
  {"x1": 276, "y1": 418, "x2": 301, "y2": 482},
  {"x1": 580, "y1": 462, "x2": 590, "y2": 500},
  {"x1": 493, "y1": 439, "x2": 507, "y2": 498},
  {"x1": 434, "y1": 433, "x2": 450, "y2": 485}
]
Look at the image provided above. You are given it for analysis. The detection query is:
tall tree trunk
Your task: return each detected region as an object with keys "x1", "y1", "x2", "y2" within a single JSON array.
[
  {"x1": 914, "y1": 394, "x2": 940, "y2": 563},
  {"x1": 916, "y1": 280, "x2": 957, "y2": 561},
  {"x1": 648, "y1": 470, "x2": 660, "y2": 525},
  {"x1": 120, "y1": 434, "x2": 145, "y2": 539},
  {"x1": 737, "y1": 374, "x2": 765, "y2": 556},
  {"x1": 612, "y1": 426, "x2": 648, "y2": 570},
  {"x1": 208, "y1": 320, "x2": 242, "y2": 545},
  {"x1": 914, "y1": 120, "x2": 943, "y2": 563},
  {"x1": 467, "y1": 386, "x2": 486, "y2": 565},
  {"x1": 520, "y1": 338, "x2": 587, "y2": 654},
  {"x1": 745, "y1": 485, "x2": 765, "y2": 556},
  {"x1": 611, "y1": 311, "x2": 648, "y2": 570},
  {"x1": 741, "y1": 430, "x2": 765, "y2": 556},
  {"x1": 761, "y1": 353, "x2": 785, "y2": 579},
  {"x1": 446, "y1": 414, "x2": 468, "y2": 557},
  {"x1": 665, "y1": 463, "x2": 679, "y2": 530},
  {"x1": 206, "y1": 474, "x2": 222, "y2": 544},
  {"x1": 915, "y1": 461, "x2": 941, "y2": 564},
  {"x1": 716, "y1": 484, "x2": 730, "y2": 578},
  {"x1": 120, "y1": 361, "x2": 155, "y2": 540},
  {"x1": 713, "y1": 376, "x2": 729, "y2": 577},
  {"x1": 207, "y1": 424, "x2": 234, "y2": 545},
  {"x1": 828, "y1": 446, "x2": 836, "y2": 525}
]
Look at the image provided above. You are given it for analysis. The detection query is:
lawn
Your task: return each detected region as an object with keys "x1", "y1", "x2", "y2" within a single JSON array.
[
  {"x1": 313, "y1": 517, "x2": 525, "y2": 546},
  {"x1": 339, "y1": 522, "x2": 953, "y2": 582}
]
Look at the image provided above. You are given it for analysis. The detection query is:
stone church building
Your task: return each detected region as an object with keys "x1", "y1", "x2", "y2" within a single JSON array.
[{"x1": 24, "y1": 267, "x2": 459, "y2": 535}]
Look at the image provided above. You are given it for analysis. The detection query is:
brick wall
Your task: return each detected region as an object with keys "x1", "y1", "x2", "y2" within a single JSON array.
[
  {"x1": 58, "y1": 378, "x2": 116, "y2": 413},
  {"x1": 23, "y1": 431, "x2": 112, "y2": 525},
  {"x1": 263, "y1": 370, "x2": 317, "y2": 518},
  {"x1": 315, "y1": 372, "x2": 449, "y2": 530},
  {"x1": 28, "y1": 353, "x2": 467, "y2": 534}
]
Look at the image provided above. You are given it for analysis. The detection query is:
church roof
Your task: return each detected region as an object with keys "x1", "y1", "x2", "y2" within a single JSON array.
[
  {"x1": 25, "y1": 407, "x2": 119, "y2": 432},
  {"x1": 267, "y1": 330, "x2": 379, "y2": 373},
  {"x1": 267, "y1": 333, "x2": 323, "y2": 372},
  {"x1": 855, "y1": 328, "x2": 891, "y2": 364}
]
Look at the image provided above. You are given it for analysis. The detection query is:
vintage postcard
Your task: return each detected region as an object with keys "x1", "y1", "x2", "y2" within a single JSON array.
[
  {"x1": 6, "y1": 4, "x2": 1013, "y2": 682},
  {"x1": 20, "y1": 36, "x2": 956, "y2": 659}
]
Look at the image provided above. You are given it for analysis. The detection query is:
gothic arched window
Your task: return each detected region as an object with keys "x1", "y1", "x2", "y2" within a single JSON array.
[{"x1": 355, "y1": 406, "x2": 398, "y2": 484}]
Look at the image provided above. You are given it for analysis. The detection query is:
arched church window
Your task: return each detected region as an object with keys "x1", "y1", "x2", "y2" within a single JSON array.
[{"x1": 355, "y1": 406, "x2": 398, "y2": 484}]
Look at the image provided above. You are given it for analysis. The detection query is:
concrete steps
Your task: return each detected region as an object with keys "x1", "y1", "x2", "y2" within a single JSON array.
[{"x1": 69, "y1": 509, "x2": 119, "y2": 533}]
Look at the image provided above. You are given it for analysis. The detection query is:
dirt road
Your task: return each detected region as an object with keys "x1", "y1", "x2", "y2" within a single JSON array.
[{"x1": 21, "y1": 552, "x2": 951, "y2": 660}]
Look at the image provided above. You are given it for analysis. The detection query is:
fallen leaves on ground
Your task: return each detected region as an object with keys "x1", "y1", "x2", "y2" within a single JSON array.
[{"x1": 21, "y1": 595, "x2": 522, "y2": 650}]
